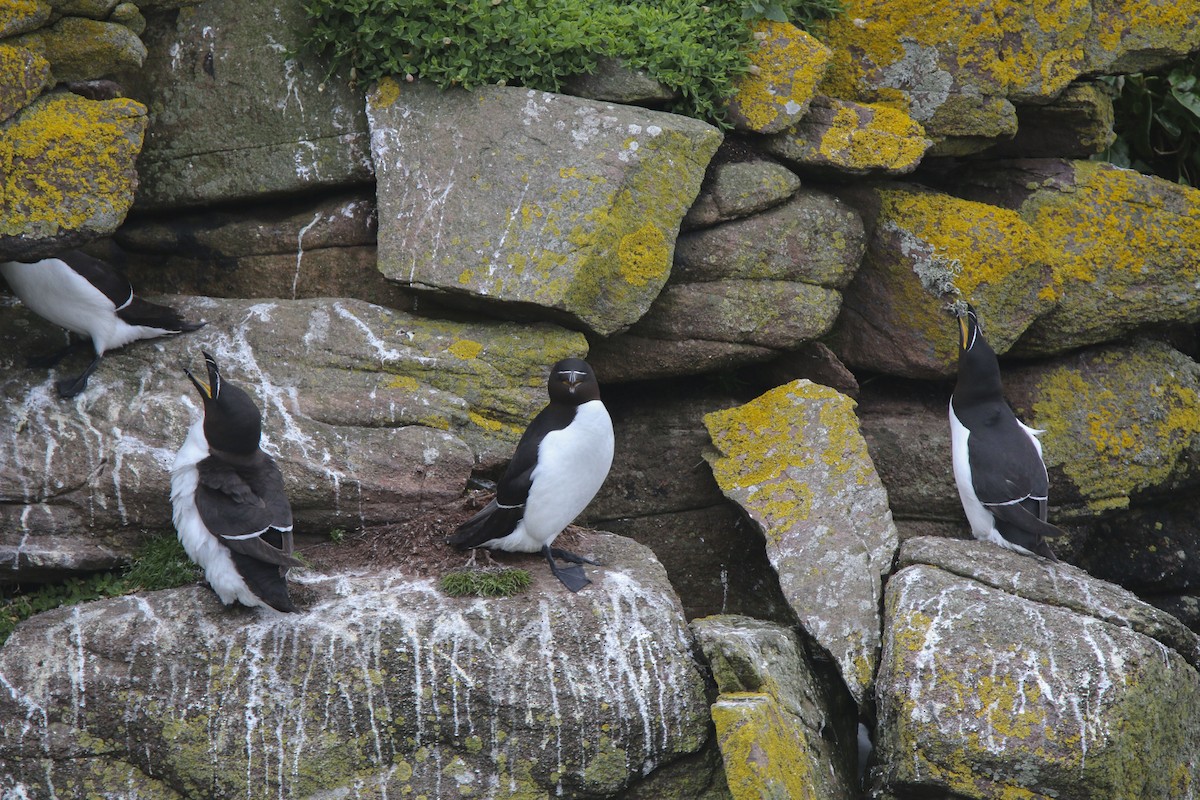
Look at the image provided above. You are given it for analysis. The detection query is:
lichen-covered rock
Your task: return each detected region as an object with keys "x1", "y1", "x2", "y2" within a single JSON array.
[
  {"x1": 763, "y1": 96, "x2": 929, "y2": 177},
  {"x1": 0, "y1": 296, "x2": 584, "y2": 582},
  {"x1": 829, "y1": 183, "x2": 1056, "y2": 378},
  {"x1": 0, "y1": 43, "x2": 50, "y2": 124},
  {"x1": 725, "y1": 21, "x2": 830, "y2": 134},
  {"x1": 693, "y1": 615, "x2": 858, "y2": 800},
  {"x1": 127, "y1": 0, "x2": 373, "y2": 209},
  {"x1": 0, "y1": 534, "x2": 713, "y2": 799},
  {"x1": 0, "y1": 1, "x2": 50, "y2": 39},
  {"x1": 876, "y1": 538, "x2": 1200, "y2": 799},
  {"x1": 949, "y1": 159, "x2": 1200, "y2": 355},
  {"x1": 16, "y1": 15, "x2": 147, "y2": 82},
  {"x1": 114, "y1": 191, "x2": 411, "y2": 308},
  {"x1": 681, "y1": 158, "x2": 801, "y2": 230},
  {"x1": 816, "y1": 0, "x2": 1200, "y2": 144},
  {"x1": 583, "y1": 383, "x2": 793, "y2": 623},
  {"x1": 560, "y1": 55, "x2": 677, "y2": 105},
  {"x1": 593, "y1": 190, "x2": 864, "y2": 381},
  {"x1": 985, "y1": 81, "x2": 1115, "y2": 158},
  {"x1": 0, "y1": 91, "x2": 146, "y2": 261},
  {"x1": 1004, "y1": 339, "x2": 1200, "y2": 515},
  {"x1": 703, "y1": 380, "x2": 899, "y2": 708},
  {"x1": 370, "y1": 79, "x2": 722, "y2": 337},
  {"x1": 674, "y1": 190, "x2": 864, "y2": 287}
]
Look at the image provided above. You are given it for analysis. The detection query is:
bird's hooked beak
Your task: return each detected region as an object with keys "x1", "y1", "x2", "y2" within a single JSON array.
[
  {"x1": 562, "y1": 369, "x2": 587, "y2": 394},
  {"x1": 184, "y1": 351, "x2": 222, "y2": 400}
]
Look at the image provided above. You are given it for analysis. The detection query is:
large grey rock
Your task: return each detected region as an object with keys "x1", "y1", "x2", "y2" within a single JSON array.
[
  {"x1": 126, "y1": 0, "x2": 373, "y2": 209},
  {"x1": 0, "y1": 296, "x2": 585, "y2": 582},
  {"x1": 592, "y1": 190, "x2": 864, "y2": 382},
  {"x1": 681, "y1": 158, "x2": 801, "y2": 231},
  {"x1": 829, "y1": 182, "x2": 1055, "y2": 379},
  {"x1": 560, "y1": 55, "x2": 677, "y2": 105},
  {"x1": 876, "y1": 537, "x2": 1200, "y2": 799},
  {"x1": 947, "y1": 159, "x2": 1200, "y2": 356},
  {"x1": 15, "y1": 16, "x2": 147, "y2": 82},
  {"x1": 369, "y1": 79, "x2": 722, "y2": 336},
  {"x1": 114, "y1": 192, "x2": 411, "y2": 308},
  {"x1": 0, "y1": 92, "x2": 146, "y2": 261},
  {"x1": 703, "y1": 380, "x2": 899, "y2": 709},
  {"x1": 0, "y1": 533, "x2": 713, "y2": 799},
  {"x1": 692, "y1": 615, "x2": 858, "y2": 800}
]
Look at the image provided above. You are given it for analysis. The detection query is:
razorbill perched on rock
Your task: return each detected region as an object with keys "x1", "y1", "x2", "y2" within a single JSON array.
[
  {"x1": 0, "y1": 250, "x2": 203, "y2": 398},
  {"x1": 171, "y1": 351, "x2": 302, "y2": 611},
  {"x1": 449, "y1": 357, "x2": 614, "y2": 592},
  {"x1": 950, "y1": 304, "x2": 1063, "y2": 560}
]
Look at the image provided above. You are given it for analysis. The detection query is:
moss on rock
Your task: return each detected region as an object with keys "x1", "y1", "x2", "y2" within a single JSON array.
[
  {"x1": 725, "y1": 20, "x2": 830, "y2": 134},
  {"x1": 0, "y1": 43, "x2": 50, "y2": 125},
  {"x1": 17, "y1": 16, "x2": 147, "y2": 82},
  {"x1": 711, "y1": 693, "x2": 820, "y2": 800}
]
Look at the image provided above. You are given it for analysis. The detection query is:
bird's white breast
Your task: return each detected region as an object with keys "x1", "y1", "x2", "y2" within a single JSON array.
[
  {"x1": 948, "y1": 399, "x2": 1000, "y2": 542},
  {"x1": 170, "y1": 420, "x2": 271, "y2": 610},
  {"x1": 516, "y1": 399, "x2": 614, "y2": 548}
]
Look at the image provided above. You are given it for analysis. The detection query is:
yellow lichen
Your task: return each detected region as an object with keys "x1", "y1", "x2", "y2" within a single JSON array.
[
  {"x1": 448, "y1": 339, "x2": 483, "y2": 360},
  {"x1": 0, "y1": 92, "x2": 146, "y2": 237},
  {"x1": 371, "y1": 76, "x2": 401, "y2": 108},
  {"x1": 728, "y1": 20, "x2": 830, "y2": 132},
  {"x1": 616, "y1": 223, "x2": 667, "y2": 287},
  {"x1": 809, "y1": 101, "x2": 928, "y2": 171},
  {"x1": 711, "y1": 693, "x2": 819, "y2": 800}
]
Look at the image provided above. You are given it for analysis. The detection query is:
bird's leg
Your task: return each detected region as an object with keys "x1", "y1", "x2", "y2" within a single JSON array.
[
  {"x1": 542, "y1": 545, "x2": 592, "y2": 593},
  {"x1": 547, "y1": 547, "x2": 599, "y2": 566},
  {"x1": 55, "y1": 353, "x2": 102, "y2": 398},
  {"x1": 463, "y1": 549, "x2": 479, "y2": 569},
  {"x1": 28, "y1": 336, "x2": 87, "y2": 368}
]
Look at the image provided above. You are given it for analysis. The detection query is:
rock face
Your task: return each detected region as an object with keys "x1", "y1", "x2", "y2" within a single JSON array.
[
  {"x1": 127, "y1": 0, "x2": 373, "y2": 209},
  {"x1": 369, "y1": 79, "x2": 722, "y2": 336},
  {"x1": 703, "y1": 380, "x2": 899, "y2": 708},
  {"x1": 830, "y1": 183, "x2": 1055, "y2": 378},
  {"x1": 0, "y1": 91, "x2": 147, "y2": 260},
  {"x1": 875, "y1": 538, "x2": 1200, "y2": 799},
  {"x1": 950, "y1": 159, "x2": 1200, "y2": 355},
  {"x1": 0, "y1": 533, "x2": 714, "y2": 799},
  {"x1": 692, "y1": 615, "x2": 858, "y2": 800},
  {"x1": 0, "y1": 296, "x2": 585, "y2": 582},
  {"x1": 725, "y1": 21, "x2": 830, "y2": 134}
]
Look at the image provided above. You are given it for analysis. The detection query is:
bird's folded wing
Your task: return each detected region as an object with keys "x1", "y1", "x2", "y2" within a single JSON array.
[
  {"x1": 221, "y1": 527, "x2": 304, "y2": 568},
  {"x1": 985, "y1": 500, "x2": 1066, "y2": 539},
  {"x1": 197, "y1": 458, "x2": 300, "y2": 565},
  {"x1": 448, "y1": 499, "x2": 525, "y2": 549}
]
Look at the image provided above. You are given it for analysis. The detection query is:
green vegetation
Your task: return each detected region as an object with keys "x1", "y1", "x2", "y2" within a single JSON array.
[
  {"x1": 0, "y1": 535, "x2": 200, "y2": 644},
  {"x1": 301, "y1": 0, "x2": 843, "y2": 126},
  {"x1": 440, "y1": 566, "x2": 532, "y2": 597},
  {"x1": 1102, "y1": 54, "x2": 1200, "y2": 186}
]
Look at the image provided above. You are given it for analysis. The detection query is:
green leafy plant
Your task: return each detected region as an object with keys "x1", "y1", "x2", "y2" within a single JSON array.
[
  {"x1": 329, "y1": 527, "x2": 347, "y2": 544},
  {"x1": 301, "y1": 0, "x2": 844, "y2": 127},
  {"x1": 440, "y1": 567, "x2": 532, "y2": 598},
  {"x1": 1101, "y1": 53, "x2": 1200, "y2": 186},
  {"x1": 0, "y1": 535, "x2": 201, "y2": 644}
]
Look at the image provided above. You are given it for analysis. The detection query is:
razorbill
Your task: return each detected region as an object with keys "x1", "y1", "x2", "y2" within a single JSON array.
[
  {"x1": 171, "y1": 351, "x2": 302, "y2": 611},
  {"x1": 0, "y1": 250, "x2": 203, "y2": 397},
  {"x1": 950, "y1": 304, "x2": 1063, "y2": 560},
  {"x1": 449, "y1": 357, "x2": 614, "y2": 592}
]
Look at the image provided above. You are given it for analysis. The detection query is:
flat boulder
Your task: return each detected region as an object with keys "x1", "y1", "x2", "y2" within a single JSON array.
[
  {"x1": 369, "y1": 79, "x2": 722, "y2": 336},
  {"x1": 703, "y1": 380, "x2": 899, "y2": 709},
  {"x1": 876, "y1": 537, "x2": 1200, "y2": 798},
  {"x1": 0, "y1": 296, "x2": 585, "y2": 582},
  {"x1": 0, "y1": 533, "x2": 713, "y2": 799}
]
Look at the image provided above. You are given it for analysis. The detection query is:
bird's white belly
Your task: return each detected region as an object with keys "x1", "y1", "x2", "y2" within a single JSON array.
[
  {"x1": 170, "y1": 422, "x2": 270, "y2": 610},
  {"x1": 495, "y1": 400, "x2": 614, "y2": 552},
  {"x1": 949, "y1": 401, "x2": 1000, "y2": 541}
]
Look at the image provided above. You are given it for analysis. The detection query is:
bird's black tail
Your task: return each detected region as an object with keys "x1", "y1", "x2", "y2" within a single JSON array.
[
  {"x1": 118, "y1": 296, "x2": 205, "y2": 333},
  {"x1": 448, "y1": 500, "x2": 524, "y2": 549}
]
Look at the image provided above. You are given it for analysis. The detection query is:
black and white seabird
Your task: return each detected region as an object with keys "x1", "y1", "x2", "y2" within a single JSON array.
[
  {"x1": 449, "y1": 357, "x2": 615, "y2": 592},
  {"x1": 0, "y1": 250, "x2": 203, "y2": 398},
  {"x1": 950, "y1": 304, "x2": 1063, "y2": 560},
  {"x1": 170, "y1": 352, "x2": 302, "y2": 612}
]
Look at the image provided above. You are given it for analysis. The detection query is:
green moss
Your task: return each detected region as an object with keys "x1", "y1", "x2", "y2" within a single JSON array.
[{"x1": 440, "y1": 567, "x2": 532, "y2": 597}]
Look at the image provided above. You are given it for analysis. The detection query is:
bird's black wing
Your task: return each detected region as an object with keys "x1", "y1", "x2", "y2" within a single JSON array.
[
  {"x1": 448, "y1": 402, "x2": 575, "y2": 549},
  {"x1": 196, "y1": 456, "x2": 302, "y2": 568},
  {"x1": 117, "y1": 296, "x2": 205, "y2": 333},
  {"x1": 59, "y1": 250, "x2": 132, "y2": 308}
]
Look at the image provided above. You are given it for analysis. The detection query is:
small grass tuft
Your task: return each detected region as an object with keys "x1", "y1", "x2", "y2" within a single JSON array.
[{"x1": 440, "y1": 567, "x2": 533, "y2": 598}]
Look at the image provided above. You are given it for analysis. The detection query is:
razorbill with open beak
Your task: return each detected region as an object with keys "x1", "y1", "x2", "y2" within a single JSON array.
[
  {"x1": 171, "y1": 352, "x2": 302, "y2": 611},
  {"x1": 449, "y1": 357, "x2": 614, "y2": 592},
  {"x1": 0, "y1": 250, "x2": 203, "y2": 398},
  {"x1": 950, "y1": 304, "x2": 1063, "y2": 560}
]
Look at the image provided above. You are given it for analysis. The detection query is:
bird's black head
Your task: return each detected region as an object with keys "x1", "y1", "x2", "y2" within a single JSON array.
[
  {"x1": 547, "y1": 357, "x2": 600, "y2": 405},
  {"x1": 185, "y1": 351, "x2": 263, "y2": 455},
  {"x1": 952, "y1": 303, "x2": 1003, "y2": 402},
  {"x1": 957, "y1": 303, "x2": 982, "y2": 354}
]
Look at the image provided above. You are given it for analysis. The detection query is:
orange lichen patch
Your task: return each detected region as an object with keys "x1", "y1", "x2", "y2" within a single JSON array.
[
  {"x1": 1090, "y1": 0, "x2": 1200, "y2": 66},
  {"x1": 448, "y1": 339, "x2": 484, "y2": 360},
  {"x1": 711, "y1": 693, "x2": 820, "y2": 800},
  {"x1": 727, "y1": 20, "x2": 831, "y2": 133},
  {"x1": 816, "y1": 101, "x2": 928, "y2": 171},
  {"x1": 0, "y1": 1, "x2": 48, "y2": 39},
  {"x1": 0, "y1": 92, "x2": 147, "y2": 238},
  {"x1": 0, "y1": 43, "x2": 49, "y2": 125}
]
